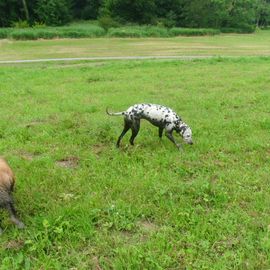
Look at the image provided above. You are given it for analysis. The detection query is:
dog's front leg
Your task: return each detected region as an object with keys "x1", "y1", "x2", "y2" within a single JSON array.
[
  {"x1": 165, "y1": 131, "x2": 182, "y2": 150},
  {"x1": 158, "y1": 127, "x2": 164, "y2": 138}
]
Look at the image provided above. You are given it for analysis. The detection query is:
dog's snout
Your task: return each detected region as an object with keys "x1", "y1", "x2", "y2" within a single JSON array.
[{"x1": 189, "y1": 141, "x2": 193, "y2": 145}]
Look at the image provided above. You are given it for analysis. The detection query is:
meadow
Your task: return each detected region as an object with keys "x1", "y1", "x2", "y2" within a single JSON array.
[
  {"x1": 0, "y1": 56, "x2": 270, "y2": 269},
  {"x1": 1, "y1": 29, "x2": 270, "y2": 62}
]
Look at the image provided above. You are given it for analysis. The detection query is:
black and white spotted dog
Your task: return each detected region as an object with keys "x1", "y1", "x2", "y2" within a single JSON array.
[{"x1": 106, "y1": 103, "x2": 193, "y2": 149}]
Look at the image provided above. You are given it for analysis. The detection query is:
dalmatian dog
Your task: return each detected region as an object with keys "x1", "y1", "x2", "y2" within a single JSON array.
[{"x1": 106, "y1": 103, "x2": 193, "y2": 150}]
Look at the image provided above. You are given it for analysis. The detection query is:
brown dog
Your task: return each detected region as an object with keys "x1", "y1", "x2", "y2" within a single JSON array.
[{"x1": 0, "y1": 158, "x2": 24, "y2": 234}]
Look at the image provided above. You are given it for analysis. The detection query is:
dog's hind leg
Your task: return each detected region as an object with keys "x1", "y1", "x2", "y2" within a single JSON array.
[
  {"x1": 5, "y1": 201, "x2": 25, "y2": 229},
  {"x1": 116, "y1": 120, "x2": 131, "y2": 147},
  {"x1": 165, "y1": 131, "x2": 182, "y2": 150},
  {"x1": 129, "y1": 119, "x2": 140, "y2": 146},
  {"x1": 158, "y1": 127, "x2": 164, "y2": 138}
]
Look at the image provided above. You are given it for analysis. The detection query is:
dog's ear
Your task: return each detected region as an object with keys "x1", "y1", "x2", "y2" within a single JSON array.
[
  {"x1": 179, "y1": 124, "x2": 187, "y2": 135},
  {"x1": 173, "y1": 120, "x2": 183, "y2": 133}
]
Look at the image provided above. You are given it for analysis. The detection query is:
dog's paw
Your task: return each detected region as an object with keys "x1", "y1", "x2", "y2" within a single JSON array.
[
  {"x1": 177, "y1": 144, "x2": 183, "y2": 151},
  {"x1": 17, "y1": 222, "x2": 25, "y2": 229},
  {"x1": 11, "y1": 217, "x2": 25, "y2": 229}
]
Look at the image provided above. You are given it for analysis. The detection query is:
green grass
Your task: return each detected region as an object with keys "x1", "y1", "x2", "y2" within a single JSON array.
[
  {"x1": 0, "y1": 19, "x2": 256, "y2": 41},
  {"x1": 107, "y1": 26, "x2": 171, "y2": 38},
  {"x1": 0, "y1": 57, "x2": 270, "y2": 269},
  {"x1": 7, "y1": 24, "x2": 106, "y2": 40},
  {"x1": 0, "y1": 18, "x2": 259, "y2": 42},
  {"x1": 170, "y1": 27, "x2": 220, "y2": 36},
  {"x1": 107, "y1": 26, "x2": 220, "y2": 38},
  {"x1": 0, "y1": 22, "x2": 221, "y2": 40},
  {"x1": 1, "y1": 30, "x2": 270, "y2": 61}
]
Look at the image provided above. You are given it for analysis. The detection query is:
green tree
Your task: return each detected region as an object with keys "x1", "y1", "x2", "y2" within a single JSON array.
[
  {"x1": 102, "y1": 0, "x2": 157, "y2": 24},
  {"x1": 0, "y1": 0, "x2": 269, "y2": 28},
  {"x1": 255, "y1": 0, "x2": 270, "y2": 26},
  {"x1": 35, "y1": 0, "x2": 72, "y2": 26},
  {"x1": 155, "y1": 0, "x2": 185, "y2": 26},
  {"x1": 180, "y1": 0, "x2": 256, "y2": 30},
  {"x1": 22, "y1": 0, "x2": 29, "y2": 21},
  {"x1": 72, "y1": 0, "x2": 102, "y2": 20},
  {"x1": 0, "y1": 0, "x2": 23, "y2": 26},
  {"x1": 226, "y1": 0, "x2": 256, "y2": 29}
]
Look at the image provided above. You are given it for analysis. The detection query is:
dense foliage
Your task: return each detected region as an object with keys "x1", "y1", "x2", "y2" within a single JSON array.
[
  {"x1": 35, "y1": 0, "x2": 72, "y2": 26},
  {"x1": 0, "y1": 0, "x2": 270, "y2": 30}
]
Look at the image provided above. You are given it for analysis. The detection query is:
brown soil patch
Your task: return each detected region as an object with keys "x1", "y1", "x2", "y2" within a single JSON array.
[
  {"x1": 56, "y1": 156, "x2": 79, "y2": 168},
  {"x1": 25, "y1": 119, "x2": 46, "y2": 128},
  {"x1": 4, "y1": 240, "x2": 24, "y2": 250},
  {"x1": 92, "y1": 144, "x2": 107, "y2": 155},
  {"x1": 137, "y1": 220, "x2": 158, "y2": 232},
  {"x1": 111, "y1": 230, "x2": 138, "y2": 245},
  {"x1": 116, "y1": 230, "x2": 133, "y2": 240},
  {"x1": 56, "y1": 62, "x2": 105, "y2": 69},
  {"x1": 59, "y1": 192, "x2": 77, "y2": 201},
  {"x1": 92, "y1": 256, "x2": 102, "y2": 270},
  {"x1": 21, "y1": 153, "x2": 35, "y2": 161},
  {"x1": 18, "y1": 151, "x2": 39, "y2": 161}
]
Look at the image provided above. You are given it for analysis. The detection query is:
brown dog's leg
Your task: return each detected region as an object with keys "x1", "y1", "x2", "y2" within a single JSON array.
[{"x1": 6, "y1": 201, "x2": 25, "y2": 229}]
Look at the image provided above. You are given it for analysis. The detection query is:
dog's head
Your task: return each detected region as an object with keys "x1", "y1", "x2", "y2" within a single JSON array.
[{"x1": 179, "y1": 123, "x2": 193, "y2": 145}]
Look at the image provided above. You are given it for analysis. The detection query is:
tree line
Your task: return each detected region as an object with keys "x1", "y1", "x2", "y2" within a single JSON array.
[{"x1": 1, "y1": 0, "x2": 270, "y2": 30}]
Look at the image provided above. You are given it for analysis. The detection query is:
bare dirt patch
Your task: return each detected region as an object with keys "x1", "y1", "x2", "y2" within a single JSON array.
[
  {"x1": 56, "y1": 156, "x2": 79, "y2": 168},
  {"x1": 18, "y1": 151, "x2": 40, "y2": 161},
  {"x1": 55, "y1": 62, "x2": 105, "y2": 69},
  {"x1": 137, "y1": 220, "x2": 158, "y2": 232},
  {"x1": 92, "y1": 144, "x2": 107, "y2": 155},
  {"x1": 4, "y1": 240, "x2": 24, "y2": 250},
  {"x1": 113, "y1": 230, "x2": 134, "y2": 242},
  {"x1": 92, "y1": 256, "x2": 102, "y2": 270},
  {"x1": 21, "y1": 152, "x2": 35, "y2": 161},
  {"x1": 25, "y1": 120, "x2": 45, "y2": 128}
]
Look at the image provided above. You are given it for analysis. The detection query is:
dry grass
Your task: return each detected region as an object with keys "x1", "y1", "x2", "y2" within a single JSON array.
[{"x1": 1, "y1": 30, "x2": 270, "y2": 62}]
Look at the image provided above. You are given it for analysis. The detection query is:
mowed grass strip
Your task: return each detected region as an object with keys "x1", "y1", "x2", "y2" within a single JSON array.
[
  {"x1": 0, "y1": 58, "x2": 270, "y2": 269},
  {"x1": 1, "y1": 30, "x2": 270, "y2": 61}
]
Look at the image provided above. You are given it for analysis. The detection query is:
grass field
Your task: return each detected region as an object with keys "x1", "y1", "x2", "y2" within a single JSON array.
[
  {"x1": 1, "y1": 30, "x2": 270, "y2": 61},
  {"x1": 0, "y1": 24, "x2": 220, "y2": 41},
  {"x1": 0, "y1": 57, "x2": 270, "y2": 269}
]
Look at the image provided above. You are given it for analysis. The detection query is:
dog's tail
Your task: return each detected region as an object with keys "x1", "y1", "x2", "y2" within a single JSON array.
[{"x1": 106, "y1": 107, "x2": 125, "y2": 116}]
